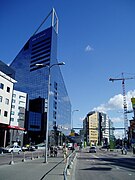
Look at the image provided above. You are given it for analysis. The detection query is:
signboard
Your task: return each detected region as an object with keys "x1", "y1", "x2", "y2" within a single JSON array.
[
  {"x1": 131, "y1": 98, "x2": 135, "y2": 108},
  {"x1": 70, "y1": 132, "x2": 75, "y2": 137}
]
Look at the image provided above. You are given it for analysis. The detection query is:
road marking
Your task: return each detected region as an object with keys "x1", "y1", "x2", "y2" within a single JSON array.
[
  {"x1": 86, "y1": 159, "x2": 95, "y2": 162},
  {"x1": 92, "y1": 154, "x2": 99, "y2": 158}
]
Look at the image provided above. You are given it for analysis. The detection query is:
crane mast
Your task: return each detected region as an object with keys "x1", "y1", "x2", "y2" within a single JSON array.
[
  {"x1": 122, "y1": 79, "x2": 128, "y2": 138},
  {"x1": 109, "y1": 73, "x2": 134, "y2": 138}
]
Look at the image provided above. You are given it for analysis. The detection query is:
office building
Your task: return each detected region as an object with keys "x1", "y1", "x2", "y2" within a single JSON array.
[
  {"x1": 0, "y1": 60, "x2": 15, "y2": 79},
  {"x1": 83, "y1": 111, "x2": 111, "y2": 146},
  {"x1": 87, "y1": 111, "x2": 99, "y2": 146},
  {"x1": 10, "y1": 9, "x2": 71, "y2": 145},
  {"x1": 100, "y1": 113, "x2": 110, "y2": 145}
]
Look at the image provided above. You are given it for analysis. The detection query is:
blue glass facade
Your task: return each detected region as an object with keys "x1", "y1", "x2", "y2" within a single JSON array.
[{"x1": 10, "y1": 26, "x2": 71, "y2": 144}]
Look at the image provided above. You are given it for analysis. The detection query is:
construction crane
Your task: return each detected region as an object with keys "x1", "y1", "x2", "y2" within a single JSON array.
[{"x1": 109, "y1": 73, "x2": 134, "y2": 138}]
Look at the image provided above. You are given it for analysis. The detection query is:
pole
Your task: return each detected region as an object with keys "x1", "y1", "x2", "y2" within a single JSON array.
[
  {"x1": 44, "y1": 68, "x2": 50, "y2": 163},
  {"x1": 71, "y1": 110, "x2": 79, "y2": 130},
  {"x1": 4, "y1": 130, "x2": 7, "y2": 148},
  {"x1": 35, "y1": 62, "x2": 65, "y2": 163}
]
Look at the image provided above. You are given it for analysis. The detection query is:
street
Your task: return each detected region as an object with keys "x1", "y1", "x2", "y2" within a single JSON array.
[
  {"x1": 74, "y1": 148, "x2": 135, "y2": 180},
  {"x1": 0, "y1": 150, "x2": 45, "y2": 166}
]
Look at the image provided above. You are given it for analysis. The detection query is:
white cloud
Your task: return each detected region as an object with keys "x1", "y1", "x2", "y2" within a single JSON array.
[
  {"x1": 93, "y1": 90, "x2": 135, "y2": 113},
  {"x1": 111, "y1": 117, "x2": 123, "y2": 123},
  {"x1": 85, "y1": 45, "x2": 94, "y2": 52},
  {"x1": 114, "y1": 130, "x2": 124, "y2": 139},
  {"x1": 92, "y1": 90, "x2": 135, "y2": 138},
  {"x1": 92, "y1": 94, "x2": 123, "y2": 113}
]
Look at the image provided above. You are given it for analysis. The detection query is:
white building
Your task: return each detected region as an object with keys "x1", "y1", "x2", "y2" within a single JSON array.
[
  {"x1": 9, "y1": 90, "x2": 27, "y2": 146},
  {"x1": 0, "y1": 71, "x2": 16, "y2": 147},
  {"x1": 101, "y1": 113, "x2": 110, "y2": 144}
]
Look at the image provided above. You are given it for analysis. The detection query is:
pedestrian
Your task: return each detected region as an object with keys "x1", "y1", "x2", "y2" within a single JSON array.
[
  {"x1": 63, "y1": 144, "x2": 68, "y2": 163},
  {"x1": 121, "y1": 147, "x2": 124, "y2": 155},
  {"x1": 54, "y1": 146, "x2": 58, "y2": 157},
  {"x1": 50, "y1": 145, "x2": 54, "y2": 157},
  {"x1": 124, "y1": 147, "x2": 127, "y2": 155},
  {"x1": 133, "y1": 145, "x2": 135, "y2": 154}
]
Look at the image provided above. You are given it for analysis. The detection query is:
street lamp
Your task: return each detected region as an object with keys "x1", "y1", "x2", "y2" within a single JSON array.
[
  {"x1": 36, "y1": 62, "x2": 65, "y2": 163},
  {"x1": 71, "y1": 109, "x2": 79, "y2": 130}
]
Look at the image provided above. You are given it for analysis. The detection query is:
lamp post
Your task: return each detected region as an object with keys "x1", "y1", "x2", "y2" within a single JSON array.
[
  {"x1": 71, "y1": 109, "x2": 79, "y2": 130},
  {"x1": 36, "y1": 62, "x2": 65, "y2": 163}
]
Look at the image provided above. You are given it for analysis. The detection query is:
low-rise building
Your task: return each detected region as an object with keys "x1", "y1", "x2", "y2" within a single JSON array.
[
  {"x1": 9, "y1": 90, "x2": 27, "y2": 146},
  {"x1": 0, "y1": 70, "x2": 16, "y2": 147}
]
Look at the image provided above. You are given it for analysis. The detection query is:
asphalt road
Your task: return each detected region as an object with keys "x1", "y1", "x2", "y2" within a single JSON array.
[
  {"x1": 74, "y1": 148, "x2": 135, "y2": 180},
  {"x1": 0, "y1": 150, "x2": 45, "y2": 165}
]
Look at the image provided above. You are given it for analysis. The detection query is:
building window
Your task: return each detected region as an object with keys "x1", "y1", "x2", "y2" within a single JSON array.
[
  {"x1": 10, "y1": 118, "x2": 14, "y2": 121},
  {"x1": 12, "y1": 105, "x2": 15, "y2": 108},
  {"x1": 5, "y1": 98, "x2": 9, "y2": 105},
  {"x1": 53, "y1": 111, "x2": 57, "y2": 119},
  {"x1": 0, "y1": 83, "x2": 4, "y2": 90},
  {"x1": 53, "y1": 101, "x2": 57, "y2": 109},
  {"x1": 0, "y1": 96, "x2": 2, "y2": 102},
  {"x1": 12, "y1": 99, "x2": 16, "y2": 103},
  {"x1": 13, "y1": 94, "x2": 16, "y2": 98},
  {"x1": 0, "y1": 109, "x2": 1, "y2": 115},
  {"x1": 4, "y1": 111, "x2": 8, "y2": 117},
  {"x1": 11, "y1": 111, "x2": 15, "y2": 115},
  {"x1": 19, "y1": 101, "x2": 25, "y2": 104},
  {"x1": 54, "y1": 91, "x2": 57, "y2": 100},
  {"x1": 19, "y1": 95, "x2": 25, "y2": 99},
  {"x1": 7, "y1": 87, "x2": 10, "y2": 93},
  {"x1": 54, "y1": 82, "x2": 58, "y2": 90}
]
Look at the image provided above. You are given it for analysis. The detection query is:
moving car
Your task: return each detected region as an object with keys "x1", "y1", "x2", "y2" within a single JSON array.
[
  {"x1": 89, "y1": 146, "x2": 96, "y2": 153},
  {"x1": 4, "y1": 145, "x2": 22, "y2": 153},
  {"x1": 68, "y1": 143, "x2": 73, "y2": 150},
  {"x1": 35, "y1": 143, "x2": 46, "y2": 150}
]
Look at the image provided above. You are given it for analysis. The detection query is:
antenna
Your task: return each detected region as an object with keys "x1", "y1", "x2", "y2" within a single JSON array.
[{"x1": 33, "y1": 8, "x2": 58, "y2": 36}]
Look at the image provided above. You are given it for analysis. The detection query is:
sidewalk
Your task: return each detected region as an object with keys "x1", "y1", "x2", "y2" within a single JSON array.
[{"x1": 0, "y1": 152, "x2": 67, "y2": 180}]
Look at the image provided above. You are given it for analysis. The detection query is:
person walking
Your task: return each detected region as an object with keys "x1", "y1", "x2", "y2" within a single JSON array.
[
  {"x1": 63, "y1": 144, "x2": 68, "y2": 163},
  {"x1": 50, "y1": 145, "x2": 54, "y2": 157},
  {"x1": 121, "y1": 147, "x2": 124, "y2": 155},
  {"x1": 54, "y1": 146, "x2": 58, "y2": 157}
]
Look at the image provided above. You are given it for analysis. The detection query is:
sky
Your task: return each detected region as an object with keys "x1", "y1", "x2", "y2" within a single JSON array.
[{"x1": 1, "y1": 0, "x2": 135, "y2": 138}]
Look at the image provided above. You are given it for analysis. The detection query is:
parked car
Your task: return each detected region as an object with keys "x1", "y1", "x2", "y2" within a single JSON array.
[
  {"x1": 89, "y1": 146, "x2": 96, "y2": 153},
  {"x1": 22, "y1": 145, "x2": 35, "y2": 151},
  {"x1": 115, "y1": 145, "x2": 122, "y2": 149},
  {"x1": 35, "y1": 143, "x2": 45, "y2": 150},
  {"x1": 58, "y1": 145, "x2": 63, "y2": 150},
  {"x1": 0, "y1": 147, "x2": 4, "y2": 154},
  {"x1": 4, "y1": 145, "x2": 22, "y2": 153},
  {"x1": 100, "y1": 145, "x2": 110, "y2": 149}
]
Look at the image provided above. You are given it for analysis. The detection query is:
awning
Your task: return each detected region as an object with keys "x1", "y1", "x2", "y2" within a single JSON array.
[{"x1": 7, "y1": 125, "x2": 25, "y2": 131}]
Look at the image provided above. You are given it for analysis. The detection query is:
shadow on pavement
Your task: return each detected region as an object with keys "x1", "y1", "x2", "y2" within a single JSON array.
[{"x1": 80, "y1": 167, "x2": 112, "y2": 171}]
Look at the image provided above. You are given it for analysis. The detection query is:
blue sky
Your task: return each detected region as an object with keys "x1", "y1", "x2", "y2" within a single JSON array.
[{"x1": 1, "y1": 0, "x2": 135, "y2": 138}]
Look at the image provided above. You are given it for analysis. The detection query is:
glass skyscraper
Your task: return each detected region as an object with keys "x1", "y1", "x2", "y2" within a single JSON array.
[{"x1": 10, "y1": 9, "x2": 71, "y2": 145}]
